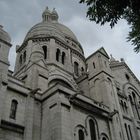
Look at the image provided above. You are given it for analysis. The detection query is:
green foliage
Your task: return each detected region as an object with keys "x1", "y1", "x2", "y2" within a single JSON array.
[{"x1": 79, "y1": 0, "x2": 140, "y2": 52}]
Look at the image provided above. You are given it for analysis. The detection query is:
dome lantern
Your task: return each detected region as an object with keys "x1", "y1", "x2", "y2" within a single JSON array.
[
  {"x1": 51, "y1": 8, "x2": 59, "y2": 22},
  {"x1": 42, "y1": 6, "x2": 51, "y2": 22}
]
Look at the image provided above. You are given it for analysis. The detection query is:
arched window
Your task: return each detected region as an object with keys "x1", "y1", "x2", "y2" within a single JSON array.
[
  {"x1": 132, "y1": 92, "x2": 135, "y2": 99},
  {"x1": 23, "y1": 51, "x2": 26, "y2": 63},
  {"x1": 89, "y1": 119, "x2": 96, "y2": 140},
  {"x1": 81, "y1": 67, "x2": 84, "y2": 75},
  {"x1": 74, "y1": 62, "x2": 79, "y2": 76},
  {"x1": 124, "y1": 102, "x2": 127, "y2": 113},
  {"x1": 102, "y1": 137, "x2": 107, "y2": 140},
  {"x1": 78, "y1": 129, "x2": 84, "y2": 140},
  {"x1": 42, "y1": 46, "x2": 47, "y2": 59},
  {"x1": 10, "y1": 100, "x2": 18, "y2": 119},
  {"x1": 124, "y1": 123, "x2": 130, "y2": 140},
  {"x1": 131, "y1": 91, "x2": 140, "y2": 119},
  {"x1": 120, "y1": 100, "x2": 124, "y2": 111},
  {"x1": 100, "y1": 133, "x2": 109, "y2": 140},
  {"x1": 56, "y1": 48, "x2": 60, "y2": 62},
  {"x1": 125, "y1": 74, "x2": 130, "y2": 81},
  {"x1": 93, "y1": 62, "x2": 95, "y2": 69},
  {"x1": 19, "y1": 54, "x2": 22, "y2": 66},
  {"x1": 128, "y1": 125, "x2": 133, "y2": 140},
  {"x1": 129, "y1": 95, "x2": 133, "y2": 103},
  {"x1": 62, "y1": 52, "x2": 65, "y2": 64}
]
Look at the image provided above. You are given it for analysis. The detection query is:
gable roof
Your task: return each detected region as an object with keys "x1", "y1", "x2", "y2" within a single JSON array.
[
  {"x1": 110, "y1": 61, "x2": 140, "y2": 86},
  {"x1": 86, "y1": 47, "x2": 110, "y2": 60}
]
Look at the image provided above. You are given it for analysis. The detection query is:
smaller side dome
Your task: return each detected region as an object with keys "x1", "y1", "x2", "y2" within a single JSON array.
[
  {"x1": 0, "y1": 25, "x2": 11, "y2": 43},
  {"x1": 51, "y1": 8, "x2": 59, "y2": 22},
  {"x1": 42, "y1": 6, "x2": 51, "y2": 22}
]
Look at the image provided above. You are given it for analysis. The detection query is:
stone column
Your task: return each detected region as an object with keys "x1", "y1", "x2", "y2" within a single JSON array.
[
  {"x1": 0, "y1": 85, "x2": 7, "y2": 117},
  {"x1": 111, "y1": 84, "x2": 127, "y2": 140},
  {"x1": 0, "y1": 81, "x2": 8, "y2": 139},
  {"x1": 49, "y1": 39, "x2": 56, "y2": 63},
  {"x1": 24, "y1": 88, "x2": 40, "y2": 140},
  {"x1": 127, "y1": 98, "x2": 139, "y2": 140}
]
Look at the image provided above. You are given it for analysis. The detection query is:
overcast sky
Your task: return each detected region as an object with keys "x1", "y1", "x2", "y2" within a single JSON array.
[{"x1": 0, "y1": 0, "x2": 140, "y2": 80}]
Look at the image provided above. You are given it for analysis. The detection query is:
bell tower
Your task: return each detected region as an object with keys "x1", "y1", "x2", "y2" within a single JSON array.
[{"x1": 86, "y1": 47, "x2": 115, "y2": 110}]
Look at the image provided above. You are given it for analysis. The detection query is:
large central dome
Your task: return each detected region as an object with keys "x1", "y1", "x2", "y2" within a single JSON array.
[
  {"x1": 24, "y1": 7, "x2": 78, "y2": 43},
  {"x1": 24, "y1": 22, "x2": 78, "y2": 42}
]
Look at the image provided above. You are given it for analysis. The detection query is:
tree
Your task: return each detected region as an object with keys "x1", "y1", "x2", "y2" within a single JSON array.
[{"x1": 79, "y1": 0, "x2": 140, "y2": 52}]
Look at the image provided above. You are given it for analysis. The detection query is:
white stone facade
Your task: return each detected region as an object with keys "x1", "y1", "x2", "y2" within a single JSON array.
[{"x1": 0, "y1": 7, "x2": 140, "y2": 140}]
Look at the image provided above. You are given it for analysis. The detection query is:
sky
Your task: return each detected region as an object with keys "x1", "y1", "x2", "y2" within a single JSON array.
[{"x1": 0, "y1": 0, "x2": 140, "y2": 80}]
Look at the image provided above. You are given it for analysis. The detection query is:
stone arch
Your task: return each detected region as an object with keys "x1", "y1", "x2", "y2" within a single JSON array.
[
  {"x1": 74, "y1": 124, "x2": 87, "y2": 140},
  {"x1": 123, "y1": 83, "x2": 140, "y2": 119},
  {"x1": 94, "y1": 78, "x2": 100, "y2": 85},
  {"x1": 100, "y1": 133, "x2": 109, "y2": 140},
  {"x1": 123, "y1": 83, "x2": 140, "y2": 97},
  {"x1": 48, "y1": 74, "x2": 77, "y2": 90},
  {"x1": 85, "y1": 115, "x2": 99, "y2": 140},
  {"x1": 48, "y1": 78, "x2": 73, "y2": 89},
  {"x1": 29, "y1": 42, "x2": 49, "y2": 61}
]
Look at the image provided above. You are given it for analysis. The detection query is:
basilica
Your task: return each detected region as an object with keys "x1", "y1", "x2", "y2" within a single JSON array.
[{"x1": 0, "y1": 7, "x2": 140, "y2": 140}]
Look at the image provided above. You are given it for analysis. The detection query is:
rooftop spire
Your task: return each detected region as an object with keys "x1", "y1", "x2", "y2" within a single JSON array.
[{"x1": 110, "y1": 54, "x2": 116, "y2": 62}]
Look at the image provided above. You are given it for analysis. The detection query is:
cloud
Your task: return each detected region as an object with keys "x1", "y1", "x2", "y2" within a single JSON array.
[{"x1": 0, "y1": 0, "x2": 140, "y2": 80}]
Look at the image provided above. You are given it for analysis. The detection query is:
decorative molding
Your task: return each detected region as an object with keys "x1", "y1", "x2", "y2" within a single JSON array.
[{"x1": 0, "y1": 38, "x2": 12, "y2": 47}]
